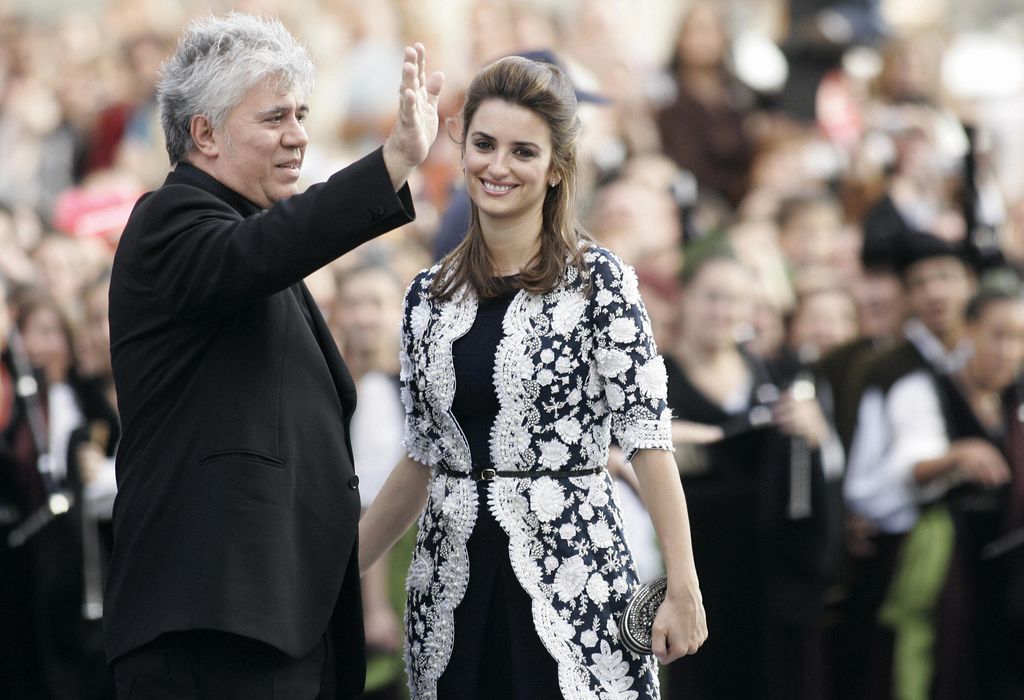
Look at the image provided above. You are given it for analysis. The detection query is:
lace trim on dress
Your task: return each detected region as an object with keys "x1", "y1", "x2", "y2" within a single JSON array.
[
  {"x1": 404, "y1": 475, "x2": 477, "y2": 700},
  {"x1": 404, "y1": 285, "x2": 479, "y2": 699},
  {"x1": 618, "y1": 415, "x2": 675, "y2": 461}
]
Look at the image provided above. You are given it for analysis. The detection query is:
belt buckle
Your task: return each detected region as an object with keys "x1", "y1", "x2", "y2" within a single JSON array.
[{"x1": 477, "y1": 468, "x2": 497, "y2": 482}]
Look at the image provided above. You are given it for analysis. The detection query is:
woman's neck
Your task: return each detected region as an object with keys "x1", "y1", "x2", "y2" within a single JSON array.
[
  {"x1": 345, "y1": 344, "x2": 399, "y2": 382},
  {"x1": 679, "y1": 66, "x2": 726, "y2": 105},
  {"x1": 479, "y1": 212, "x2": 543, "y2": 276},
  {"x1": 677, "y1": 333, "x2": 738, "y2": 367},
  {"x1": 958, "y1": 362, "x2": 1003, "y2": 430}
]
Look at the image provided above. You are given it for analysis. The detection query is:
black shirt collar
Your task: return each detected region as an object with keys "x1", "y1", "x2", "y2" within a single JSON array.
[{"x1": 165, "y1": 162, "x2": 264, "y2": 218}]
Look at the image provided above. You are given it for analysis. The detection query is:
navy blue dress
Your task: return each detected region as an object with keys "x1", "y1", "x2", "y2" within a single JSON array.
[{"x1": 436, "y1": 286, "x2": 561, "y2": 699}]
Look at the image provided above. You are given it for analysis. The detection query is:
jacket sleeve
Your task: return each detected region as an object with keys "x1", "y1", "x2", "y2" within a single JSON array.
[
  {"x1": 134, "y1": 148, "x2": 414, "y2": 322},
  {"x1": 399, "y1": 272, "x2": 436, "y2": 466},
  {"x1": 588, "y1": 250, "x2": 674, "y2": 460}
]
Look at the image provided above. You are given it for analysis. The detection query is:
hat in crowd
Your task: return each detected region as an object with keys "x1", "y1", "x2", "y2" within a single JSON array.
[
  {"x1": 860, "y1": 195, "x2": 971, "y2": 275},
  {"x1": 895, "y1": 231, "x2": 969, "y2": 275},
  {"x1": 515, "y1": 49, "x2": 611, "y2": 105}
]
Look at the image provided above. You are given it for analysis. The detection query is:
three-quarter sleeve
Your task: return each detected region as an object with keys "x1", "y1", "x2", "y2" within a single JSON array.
[{"x1": 588, "y1": 251, "x2": 674, "y2": 460}]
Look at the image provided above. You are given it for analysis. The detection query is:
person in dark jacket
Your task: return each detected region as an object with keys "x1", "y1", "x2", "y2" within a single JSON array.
[{"x1": 104, "y1": 13, "x2": 443, "y2": 699}]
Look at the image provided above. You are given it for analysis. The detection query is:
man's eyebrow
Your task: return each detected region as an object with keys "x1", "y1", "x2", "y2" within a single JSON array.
[{"x1": 256, "y1": 104, "x2": 310, "y2": 118}]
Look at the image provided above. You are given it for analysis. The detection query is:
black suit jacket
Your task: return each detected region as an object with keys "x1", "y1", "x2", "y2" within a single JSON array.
[{"x1": 103, "y1": 149, "x2": 413, "y2": 695}]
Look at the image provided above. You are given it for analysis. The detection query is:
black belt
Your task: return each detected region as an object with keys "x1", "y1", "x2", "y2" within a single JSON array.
[{"x1": 436, "y1": 465, "x2": 604, "y2": 482}]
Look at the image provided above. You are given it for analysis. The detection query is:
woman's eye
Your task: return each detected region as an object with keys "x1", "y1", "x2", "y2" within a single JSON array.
[{"x1": 474, "y1": 140, "x2": 493, "y2": 150}]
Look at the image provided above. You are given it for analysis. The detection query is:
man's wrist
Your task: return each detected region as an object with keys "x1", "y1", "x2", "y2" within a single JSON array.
[{"x1": 382, "y1": 139, "x2": 413, "y2": 192}]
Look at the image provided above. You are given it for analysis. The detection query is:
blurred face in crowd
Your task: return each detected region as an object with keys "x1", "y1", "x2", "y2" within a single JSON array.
[
  {"x1": 0, "y1": 285, "x2": 9, "y2": 353},
  {"x1": 904, "y1": 255, "x2": 975, "y2": 342},
  {"x1": 20, "y1": 304, "x2": 72, "y2": 383},
  {"x1": 779, "y1": 201, "x2": 843, "y2": 270},
  {"x1": 32, "y1": 235, "x2": 84, "y2": 307},
  {"x1": 638, "y1": 280, "x2": 679, "y2": 350},
  {"x1": 676, "y1": 2, "x2": 728, "y2": 71},
  {"x1": 789, "y1": 289, "x2": 859, "y2": 359},
  {"x1": 854, "y1": 269, "x2": 907, "y2": 340},
  {"x1": 202, "y1": 79, "x2": 309, "y2": 209},
  {"x1": 965, "y1": 298, "x2": 1024, "y2": 392},
  {"x1": 81, "y1": 282, "x2": 112, "y2": 377},
  {"x1": 681, "y1": 258, "x2": 753, "y2": 353},
  {"x1": 463, "y1": 98, "x2": 557, "y2": 232},
  {"x1": 589, "y1": 179, "x2": 681, "y2": 269},
  {"x1": 333, "y1": 267, "x2": 403, "y2": 360}
]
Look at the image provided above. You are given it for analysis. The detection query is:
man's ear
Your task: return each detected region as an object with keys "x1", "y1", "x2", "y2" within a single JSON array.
[{"x1": 190, "y1": 114, "x2": 219, "y2": 157}]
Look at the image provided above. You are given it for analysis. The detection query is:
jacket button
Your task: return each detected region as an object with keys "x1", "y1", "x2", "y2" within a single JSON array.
[{"x1": 348, "y1": 475, "x2": 360, "y2": 490}]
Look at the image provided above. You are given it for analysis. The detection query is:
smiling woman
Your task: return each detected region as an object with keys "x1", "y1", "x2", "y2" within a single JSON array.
[
  {"x1": 358, "y1": 55, "x2": 707, "y2": 700},
  {"x1": 429, "y1": 55, "x2": 585, "y2": 302},
  {"x1": 464, "y1": 99, "x2": 558, "y2": 235}
]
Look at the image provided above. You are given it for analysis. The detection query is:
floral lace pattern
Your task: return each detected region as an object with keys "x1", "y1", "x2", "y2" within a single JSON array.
[{"x1": 399, "y1": 246, "x2": 672, "y2": 699}]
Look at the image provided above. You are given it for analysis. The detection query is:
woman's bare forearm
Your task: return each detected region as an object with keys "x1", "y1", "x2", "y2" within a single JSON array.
[
  {"x1": 359, "y1": 455, "x2": 430, "y2": 575},
  {"x1": 630, "y1": 448, "x2": 700, "y2": 594}
]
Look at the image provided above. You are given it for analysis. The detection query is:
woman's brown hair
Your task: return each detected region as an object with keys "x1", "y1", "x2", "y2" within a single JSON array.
[{"x1": 429, "y1": 55, "x2": 589, "y2": 302}]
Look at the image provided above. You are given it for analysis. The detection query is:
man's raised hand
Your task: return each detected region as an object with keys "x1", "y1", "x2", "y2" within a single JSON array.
[{"x1": 383, "y1": 43, "x2": 444, "y2": 190}]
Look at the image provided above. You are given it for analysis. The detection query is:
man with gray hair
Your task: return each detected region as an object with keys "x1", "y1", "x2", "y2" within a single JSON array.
[{"x1": 103, "y1": 13, "x2": 443, "y2": 698}]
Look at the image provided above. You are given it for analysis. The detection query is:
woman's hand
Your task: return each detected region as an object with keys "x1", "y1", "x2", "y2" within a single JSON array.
[
  {"x1": 772, "y1": 392, "x2": 829, "y2": 448},
  {"x1": 630, "y1": 449, "x2": 708, "y2": 663},
  {"x1": 364, "y1": 602, "x2": 403, "y2": 653},
  {"x1": 651, "y1": 581, "x2": 708, "y2": 664}
]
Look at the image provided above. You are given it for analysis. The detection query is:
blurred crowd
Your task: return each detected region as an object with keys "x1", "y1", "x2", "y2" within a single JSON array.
[{"x1": 2, "y1": 0, "x2": 1024, "y2": 698}]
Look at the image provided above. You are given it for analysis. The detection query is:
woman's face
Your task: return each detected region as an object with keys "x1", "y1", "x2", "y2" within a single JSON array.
[
  {"x1": 682, "y1": 259, "x2": 752, "y2": 351},
  {"x1": 21, "y1": 306, "x2": 71, "y2": 382},
  {"x1": 676, "y1": 3, "x2": 728, "y2": 71},
  {"x1": 463, "y1": 98, "x2": 557, "y2": 232},
  {"x1": 789, "y1": 290, "x2": 859, "y2": 358},
  {"x1": 966, "y1": 299, "x2": 1024, "y2": 392}
]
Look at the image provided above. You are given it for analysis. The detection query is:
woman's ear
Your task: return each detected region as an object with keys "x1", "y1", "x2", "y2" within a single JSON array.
[{"x1": 190, "y1": 114, "x2": 220, "y2": 157}]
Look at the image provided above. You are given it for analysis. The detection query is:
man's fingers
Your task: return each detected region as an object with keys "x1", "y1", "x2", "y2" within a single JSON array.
[
  {"x1": 414, "y1": 42, "x2": 426, "y2": 92},
  {"x1": 426, "y1": 71, "x2": 445, "y2": 106},
  {"x1": 400, "y1": 88, "x2": 417, "y2": 124},
  {"x1": 400, "y1": 47, "x2": 418, "y2": 94}
]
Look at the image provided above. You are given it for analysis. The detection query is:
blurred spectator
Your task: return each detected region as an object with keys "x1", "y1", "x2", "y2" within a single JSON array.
[
  {"x1": 788, "y1": 284, "x2": 859, "y2": 363},
  {"x1": 655, "y1": 1, "x2": 756, "y2": 208},
  {"x1": 10, "y1": 289, "x2": 117, "y2": 699},
  {"x1": 587, "y1": 171, "x2": 683, "y2": 284},
  {"x1": 331, "y1": 263, "x2": 410, "y2": 700},
  {"x1": 779, "y1": 0, "x2": 887, "y2": 121},
  {"x1": 666, "y1": 249, "x2": 837, "y2": 700},
  {"x1": 0, "y1": 275, "x2": 48, "y2": 700},
  {"x1": 841, "y1": 234, "x2": 977, "y2": 700},
  {"x1": 777, "y1": 191, "x2": 847, "y2": 285},
  {"x1": 894, "y1": 282, "x2": 1023, "y2": 699}
]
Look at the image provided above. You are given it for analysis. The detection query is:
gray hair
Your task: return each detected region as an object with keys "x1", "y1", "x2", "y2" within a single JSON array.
[{"x1": 158, "y1": 12, "x2": 314, "y2": 166}]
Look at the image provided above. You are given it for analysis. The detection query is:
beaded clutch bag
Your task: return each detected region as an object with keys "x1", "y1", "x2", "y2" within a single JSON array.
[{"x1": 619, "y1": 575, "x2": 667, "y2": 655}]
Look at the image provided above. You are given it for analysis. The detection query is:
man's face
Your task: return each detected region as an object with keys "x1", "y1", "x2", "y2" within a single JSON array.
[
  {"x1": 904, "y1": 256, "x2": 974, "y2": 339},
  {"x1": 334, "y1": 270, "x2": 402, "y2": 357},
  {"x1": 208, "y1": 80, "x2": 309, "y2": 209}
]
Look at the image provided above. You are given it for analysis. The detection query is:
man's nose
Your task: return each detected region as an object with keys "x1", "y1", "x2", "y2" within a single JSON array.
[{"x1": 282, "y1": 117, "x2": 309, "y2": 149}]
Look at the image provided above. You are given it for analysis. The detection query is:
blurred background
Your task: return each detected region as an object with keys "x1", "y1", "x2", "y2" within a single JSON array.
[{"x1": 2, "y1": 0, "x2": 1024, "y2": 699}]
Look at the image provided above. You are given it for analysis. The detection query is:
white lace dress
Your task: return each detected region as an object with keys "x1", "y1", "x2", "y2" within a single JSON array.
[{"x1": 399, "y1": 245, "x2": 674, "y2": 699}]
